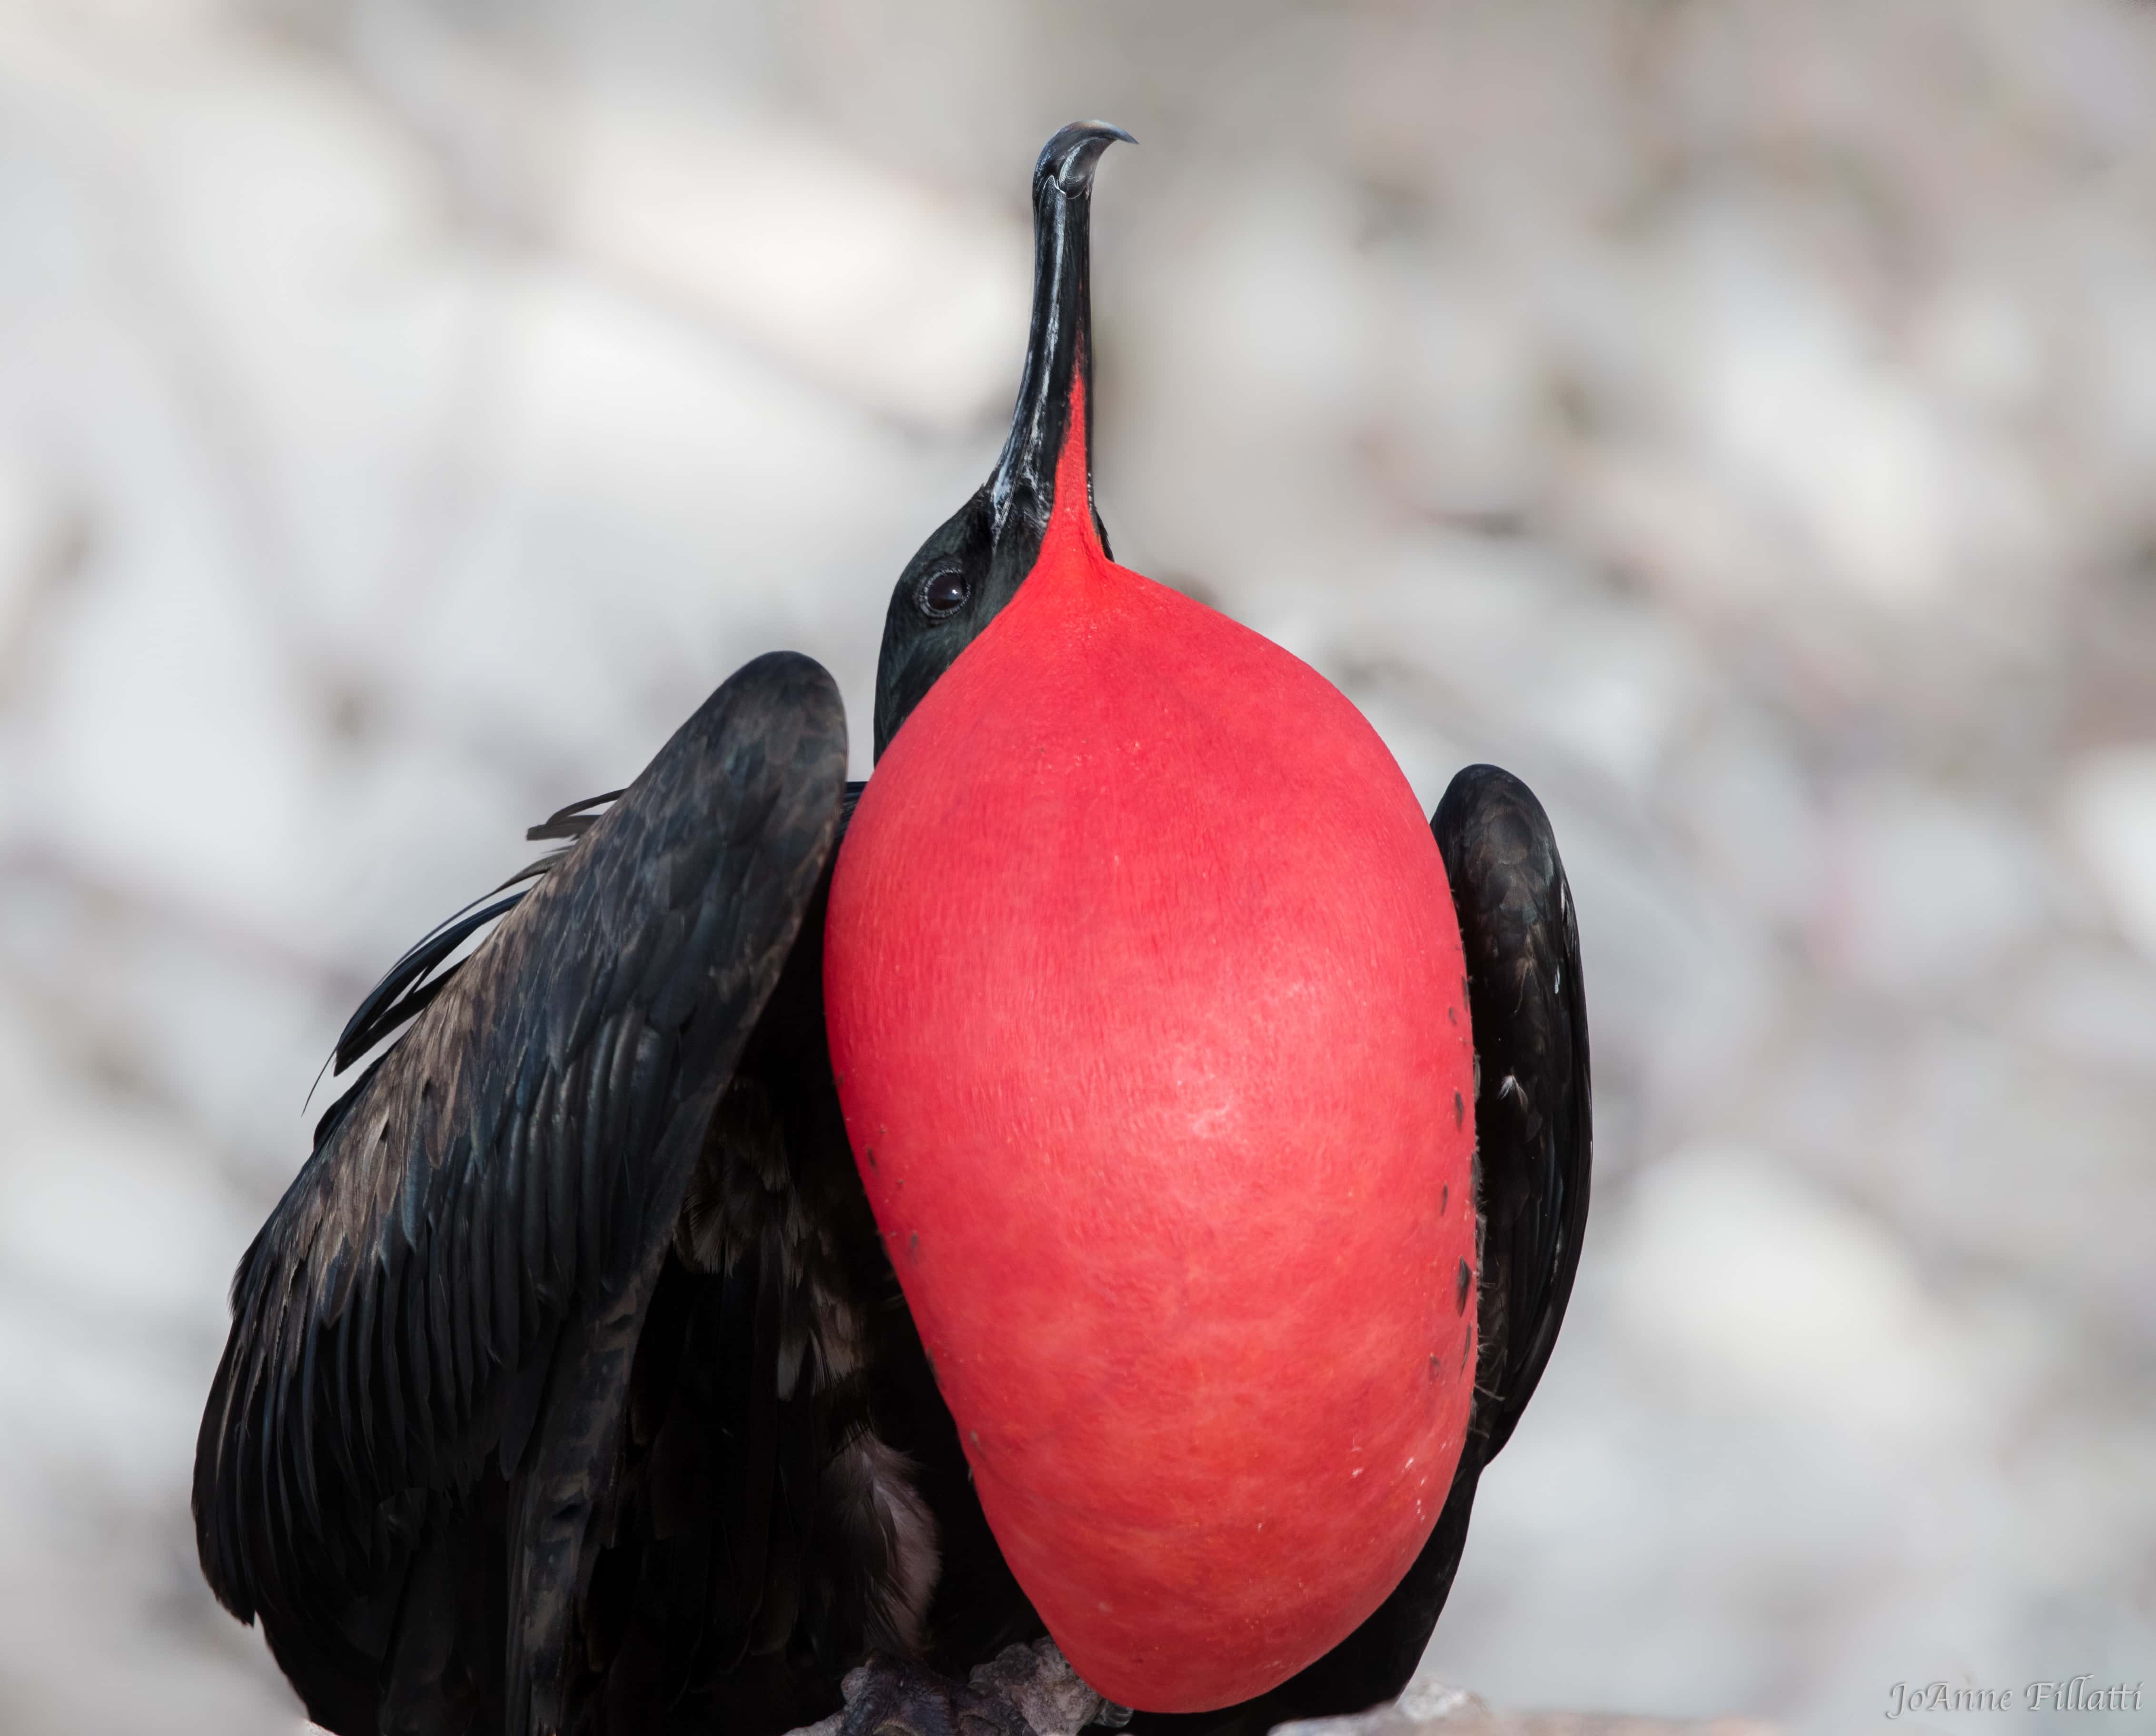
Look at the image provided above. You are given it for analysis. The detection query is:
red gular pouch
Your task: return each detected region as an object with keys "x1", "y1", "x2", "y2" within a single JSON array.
[{"x1": 824, "y1": 385, "x2": 1476, "y2": 1713}]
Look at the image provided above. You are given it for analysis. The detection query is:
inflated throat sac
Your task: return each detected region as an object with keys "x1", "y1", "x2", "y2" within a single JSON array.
[{"x1": 825, "y1": 386, "x2": 1476, "y2": 1713}]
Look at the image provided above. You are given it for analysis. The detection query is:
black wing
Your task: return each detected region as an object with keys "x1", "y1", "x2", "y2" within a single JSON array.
[
  {"x1": 193, "y1": 651, "x2": 849, "y2": 1734},
  {"x1": 1435, "y1": 762, "x2": 1591, "y2": 1462},
  {"x1": 1215, "y1": 762, "x2": 1590, "y2": 1733}
]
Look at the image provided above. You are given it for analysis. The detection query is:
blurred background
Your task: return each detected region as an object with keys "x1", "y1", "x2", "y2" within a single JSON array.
[{"x1": 0, "y1": 1, "x2": 2152, "y2": 1731}]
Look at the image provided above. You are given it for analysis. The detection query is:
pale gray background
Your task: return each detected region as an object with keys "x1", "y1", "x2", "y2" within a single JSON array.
[{"x1": 0, "y1": 2, "x2": 2151, "y2": 1732}]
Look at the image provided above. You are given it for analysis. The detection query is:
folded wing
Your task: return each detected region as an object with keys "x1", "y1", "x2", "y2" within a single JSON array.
[
  {"x1": 192, "y1": 651, "x2": 849, "y2": 1733},
  {"x1": 1434, "y1": 762, "x2": 1592, "y2": 1462}
]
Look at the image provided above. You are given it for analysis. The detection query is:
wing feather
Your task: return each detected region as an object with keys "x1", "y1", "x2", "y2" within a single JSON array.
[
  {"x1": 1432, "y1": 762, "x2": 1592, "y2": 1460},
  {"x1": 192, "y1": 651, "x2": 848, "y2": 1728}
]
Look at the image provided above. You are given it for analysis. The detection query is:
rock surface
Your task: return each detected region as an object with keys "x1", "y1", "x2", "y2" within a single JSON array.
[
  {"x1": 786, "y1": 1666, "x2": 1773, "y2": 1736},
  {"x1": 790, "y1": 1640, "x2": 1119, "y2": 1736},
  {"x1": 1274, "y1": 1686, "x2": 1775, "y2": 1736}
]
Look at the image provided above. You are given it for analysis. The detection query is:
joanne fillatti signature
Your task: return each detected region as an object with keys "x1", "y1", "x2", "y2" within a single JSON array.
[{"x1": 1886, "y1": 1677, "x2": 2144, "y2": 1718}]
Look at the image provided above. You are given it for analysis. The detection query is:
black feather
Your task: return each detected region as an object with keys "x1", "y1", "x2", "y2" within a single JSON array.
[
  {"x1": 194, "y1": 654, "x2": 853, "y2": 1735},
  {"x1": 1433, "y1": 763, "x2": 1592, "y2": 1461},
  {"x1": 332, "y1": 894, "x2": 525, "y2": 1075},
  {"x1": 526, "y1": 789, "x2": 626, "y2": 843}
]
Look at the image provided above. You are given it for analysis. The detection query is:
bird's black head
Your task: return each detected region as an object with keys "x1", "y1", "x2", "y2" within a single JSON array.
[{"x1": 872, "y1": 121, "x2": 1130, "y2": 760}]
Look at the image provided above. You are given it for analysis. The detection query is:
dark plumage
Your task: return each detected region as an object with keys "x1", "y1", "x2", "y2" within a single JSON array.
[{"x1": 193, "y1": 124, "x2": 1592, "y2": 1736}]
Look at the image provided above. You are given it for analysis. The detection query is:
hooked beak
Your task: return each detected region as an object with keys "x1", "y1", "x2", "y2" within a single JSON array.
[
  {"x1": 987, "y1": 121, "x2": 1133, "y2": 550},
  {"x1": 865, "y1": 122, "x2": 1133, "y2": 763}
]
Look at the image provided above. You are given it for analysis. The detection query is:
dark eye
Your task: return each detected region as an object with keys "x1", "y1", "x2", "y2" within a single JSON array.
[{"x1": 916, "y1": 567, "x2": 971, "y2": 620}]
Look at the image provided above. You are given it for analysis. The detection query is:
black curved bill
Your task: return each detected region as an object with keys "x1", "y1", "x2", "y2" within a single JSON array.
[{"x1": 988, "y1": 120, "x2": 1133, "y2": 548}]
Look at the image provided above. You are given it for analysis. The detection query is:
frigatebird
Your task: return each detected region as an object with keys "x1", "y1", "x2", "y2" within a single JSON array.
[{"x1": 194, "y1": 123, "x2": 1590, "y2": 1736}]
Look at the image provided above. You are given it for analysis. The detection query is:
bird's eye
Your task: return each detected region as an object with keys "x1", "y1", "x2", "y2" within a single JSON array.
[{"x1": 916, "y1": 568, "x2": 971, "y2": 620}]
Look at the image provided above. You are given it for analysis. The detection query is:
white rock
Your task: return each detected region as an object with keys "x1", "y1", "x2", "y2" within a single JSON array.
[
  {"x1": 1815, "y1": 783, "x2": 2048, "y2": 993},
  {"x1": 1610, "y1": 1144, "x2": 1977, "y2": 1444},
  {"x1": 558, "y1": 95, "x2": 1029, "y2": 430},
  {"x1": 2061, "y1": 744, "x2": 2156, "y2": 964}
]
